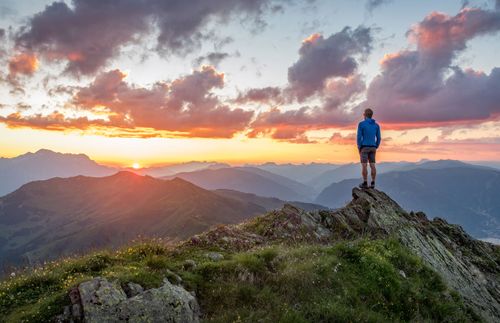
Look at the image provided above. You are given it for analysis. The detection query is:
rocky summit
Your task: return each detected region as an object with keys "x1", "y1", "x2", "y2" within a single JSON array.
[
  {"x1": 1, "y1": 188, "x2": 499, "y2": 322},
  {"x1": 187, "y1": 188, "x2": 500, "y2": 321}
]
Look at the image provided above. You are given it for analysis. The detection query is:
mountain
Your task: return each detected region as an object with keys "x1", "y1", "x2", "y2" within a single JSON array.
[
  {"x1": 0, "y1": 149, "x2": 116, "y2": 196},
  {"x1": 249, "y1": 162, "x2": 339, "y2": 183},
  {"x1": 0, "y1": 172, "x2": 269, "y2": 265},
  {"x1": 163, "y1": 167, "x2": 316, "y2": 201},
  {"x1": 2, "y1": 188, "x2": 498, "y2": 322},
  {"x1": 136, "y1": 161, "x2": 230, "y2": 178},
  {"x1": 213, "y1": 189, "x2": 328, "y2": 212},
  {"x1": 469, "y1": 161, "x2": 500, "y2": 170},
  {"x1": 306, "y1": 161, "x2": 413, "y2": 191},
  {"x1": 315, "y1": 166, "x2": 500, "y2": 238}
]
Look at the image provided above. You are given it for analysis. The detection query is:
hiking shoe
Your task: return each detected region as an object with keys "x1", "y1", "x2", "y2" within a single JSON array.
[
  {"x1": 370, "y1": 181, "x2": 375, "y2": 189},
  {"x1": 359, "y1": 182, "x2": 368, "y2": 189}
]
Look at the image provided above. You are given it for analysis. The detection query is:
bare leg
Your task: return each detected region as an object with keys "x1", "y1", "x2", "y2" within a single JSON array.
[
  {"x1": 369, "y1": 163, "x2": 376, "y2": 182},
  {"x1": 361, "y1": 163, "x2": 368, "y2": 182}
]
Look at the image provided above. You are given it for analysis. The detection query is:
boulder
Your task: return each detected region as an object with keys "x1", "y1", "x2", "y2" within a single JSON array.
[{"x1": 60, "y1": 277, "x2": 200, "y2": 323}]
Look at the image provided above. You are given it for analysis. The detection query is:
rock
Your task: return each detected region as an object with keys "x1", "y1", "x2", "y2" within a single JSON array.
[
  {"x1": 78, "y1": 277, "x2": 127, "y2": 322},
  {"x1": 166, "y1": 269, "x2": 183, "y2": 284},
  {"x1": 123, "y1": 282, "x2": 144, "y2": 298},
  {"x1": 71, "y1": 304, "x2": 82, "y2": 319},
  {"x1": 179, "y1": 187, "x2": 500, "y2": 322},
  {"x1": 74, "y1": 277, "x2": 199, "y2": 323},
  {"x1": 69, "y1": 287, "x2": 80, "y2": 304},
  {"x1": 183, "y1": 259, "x2": 197, "y2": 271},
  {"x1": 205, "y1": 252, "x2": 224, "y2": 261}
]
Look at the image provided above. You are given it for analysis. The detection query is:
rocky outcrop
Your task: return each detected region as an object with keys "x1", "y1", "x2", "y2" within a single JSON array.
[
  {"x1": 58, "y1": 187, "x2": 498, "y2": 322},
  {"x1": 186, "y1": 187, "x2": 500, "y2": 322},
  {"x1": 57, "y1": 277, "x2": 200, "y2": 323},
  {"x1": 348, "y1": 189, "x2": 500, "y2": 322}
]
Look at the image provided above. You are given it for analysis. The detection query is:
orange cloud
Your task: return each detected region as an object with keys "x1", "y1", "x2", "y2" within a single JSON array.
[
  {"x1": 302, "y1": 33, "x2": 322, "y2": 45},
  {"x1": 0, "y1": 66, "x2": 253, "y2": 139},
  {"x1": 329, "y1": 132, "x2": 356, "y2": 145},
  {"x1": 8, "y1": 53, "x2": 39, "y2": 76}
]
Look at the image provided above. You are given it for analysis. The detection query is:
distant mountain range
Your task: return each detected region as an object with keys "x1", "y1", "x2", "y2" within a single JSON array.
[
  {"x1": 246, "y1": 162, "x2": 339, "y2": 183},
  {"x1": 1, "y1": 149, "x2": 500, "y2": 242},
  {"x1": 136, "y1": 161, "x2": 230, "y2": 178},
  {"x1": 0, "y1": 172, "x2": 326, "y2": 265},
  {"x1": 306, "y1": 161, "x2": 415, "y2": 191},
  {"x1": 315, "y1": 165, "x2": 500, "y2": 239},
  {"x1": 0, "y1": 149, "x2": 116, "y2": 196},
  {"x1": 163, "y1": 167, "x2": 318, "y2": 202}
]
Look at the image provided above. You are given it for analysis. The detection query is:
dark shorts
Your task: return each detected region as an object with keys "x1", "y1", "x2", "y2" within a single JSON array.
[{"x1": 360, "y1": 147, "x2": 376, "y2": 163}]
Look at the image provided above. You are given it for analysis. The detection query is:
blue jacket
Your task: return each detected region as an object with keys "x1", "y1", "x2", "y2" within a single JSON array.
[{"x1": 357, "y1": 118, "x2": 381, "y2": 149}]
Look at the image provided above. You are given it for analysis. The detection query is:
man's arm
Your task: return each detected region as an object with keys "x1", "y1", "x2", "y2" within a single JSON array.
[
  {"x1": 356, "y1": 122, "x2": 362, "y2": 150},
  {"x1": 376, "y1": 124, "x2": 381, "y2": 148}
]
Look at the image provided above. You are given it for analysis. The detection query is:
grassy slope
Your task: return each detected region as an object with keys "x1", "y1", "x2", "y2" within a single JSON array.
[{"x1": 0, "y1": 238, "x2": 480, "y2": 323}]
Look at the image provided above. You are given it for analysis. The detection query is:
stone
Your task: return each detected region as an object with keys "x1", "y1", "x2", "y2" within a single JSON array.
[
  {"x1": 183, "y1": 259, "x2": 197, "y2": 271},
  {"x1": 205, "y1": 252, "x2": 224, "y2": 261},
  {"x1": 166, "y1": 269, "x2": 183, "y2": 284},
  {"x1": 75, "y1": 277, "x2": 200, "y2": 323},
  {"x1": 123, "y1": 282, "x2": 144, "y2": 298}
]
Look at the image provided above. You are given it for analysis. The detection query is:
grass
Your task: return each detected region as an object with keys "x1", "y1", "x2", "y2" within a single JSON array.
[{"x1": 0, "y1": 238, "x2": 480, "y2": 323}]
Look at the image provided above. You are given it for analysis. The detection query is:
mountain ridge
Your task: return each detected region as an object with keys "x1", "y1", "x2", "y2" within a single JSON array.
[
  {"x1": 186, "y1": 187, "x2": 499, "y2": 321},
  {"x1": 1, "y1": 187, "x2": 498, "y2": 322},
  {"x1": 0, "y1": 171, "x2": 327, "y2": 266}
]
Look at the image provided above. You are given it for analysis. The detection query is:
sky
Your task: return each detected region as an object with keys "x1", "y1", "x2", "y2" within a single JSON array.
[{"x1": 0, "y1": 0, "x2": 499, "y2": 167}]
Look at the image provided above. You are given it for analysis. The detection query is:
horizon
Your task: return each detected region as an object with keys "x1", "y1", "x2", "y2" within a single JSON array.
[
  {"x1": 0, "y1": 0, "x2": 499, "y2": 165},
  {"x1": 2, "y1": 147, "x2": 500, "y2": 169}
]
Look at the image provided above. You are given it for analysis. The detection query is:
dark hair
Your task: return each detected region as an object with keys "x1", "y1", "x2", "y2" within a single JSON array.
[{"x1": 364, "y1": 108, "x2": 373, "y2": 118}]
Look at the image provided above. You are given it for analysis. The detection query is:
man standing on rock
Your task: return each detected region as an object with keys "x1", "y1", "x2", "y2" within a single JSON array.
[{"x1": 357, "y1": 108, "x2": 381, "y2": 189}]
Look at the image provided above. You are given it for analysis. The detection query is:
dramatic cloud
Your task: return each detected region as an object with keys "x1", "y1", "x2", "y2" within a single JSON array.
[
  {"x1": 0, "y1": 66, "x2": 254, "y2": 138},
  {"x1": 14, "y1": 0, "x2": 290, "y2": 75},
  {"x1": 8, "y1": 52, "x2": 39, "y2": 77},
  {"x1": 362, "y1": 8, "x2": 500, "y2": 127},
  {"x1": 246, "y1": 27, "x2": 370, "y2": 141},
  {"x1": 287, "y1": 27, "x2": 372, "y2": 100},
  {"x1": 248, "y1": 104, "x2": 354, "y2": 141},
  {"x1": 234, "y1": 86, "x2": 283, "y2": 104},
  {"x1": 322, "y1": 74, "x2": 365, "y2": 111}
]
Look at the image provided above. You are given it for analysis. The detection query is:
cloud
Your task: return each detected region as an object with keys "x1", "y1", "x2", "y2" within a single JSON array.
[
  {"x1": 194, "y1": 52, "x2": 230, "y2": 67},
  {"x1": 287, "y1": 27, "x2": 372, "y2": 100},
  {"x1": 234, "y1": 86, "x2": 283, "y2": 104},
  {"x1": 14, "y1": 0, "x2": 291, "y2": 75},
  {"x1": 329, "y1": 132, "x2": 356, "y2": 145},
  {"x1": 248, "y1": 104, "x2": 354, "y2": 142},
  {"x1": 8, "y1": 52, "x2": 39, "y2": 77},
  {"x1": 412, "y1": 135, "x2": 430, "y2": 144},
  {"x1": 361, "y1": 8, "x2": 500, "y2": 127},
  {"x1": 382, "y1": 135, "x2": 500, "y2": 159},
  {"x1": 322, "y1": 74, "x2": 365, "y2": 111},
  {"x1": 244, "y1": 27, "x2": 371, "y2": 142},
  {"x1": 366, "y1": 0, "x2": 392, "y2": 13},
  {"x1": 0, "y1": 66, "x2": 254, "y2": 138}
]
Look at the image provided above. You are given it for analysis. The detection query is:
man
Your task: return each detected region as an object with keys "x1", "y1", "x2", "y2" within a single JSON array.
[{"x1": 356, "y1": 108, "x2": 381, "y2": 189}]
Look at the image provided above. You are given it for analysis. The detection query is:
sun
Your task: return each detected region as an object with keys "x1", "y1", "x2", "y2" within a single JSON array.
[{"x1": 132, "y1": 162, "x2": 141, "y2": 169}]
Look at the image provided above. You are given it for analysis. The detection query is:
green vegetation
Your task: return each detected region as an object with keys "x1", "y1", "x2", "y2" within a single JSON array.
[{"x1": 0, "y1": 238, "x2": 479, "y2": 322}]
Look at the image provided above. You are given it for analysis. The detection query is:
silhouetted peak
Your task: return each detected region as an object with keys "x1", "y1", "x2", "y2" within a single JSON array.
[{"x1": 110, "y1": 171, "x2": 144, "y2": 179}]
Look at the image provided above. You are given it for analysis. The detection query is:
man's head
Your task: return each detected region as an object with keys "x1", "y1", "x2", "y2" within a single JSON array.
[{"x1": 363, "y1": 108, "x2": 373, "y2": 119}]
